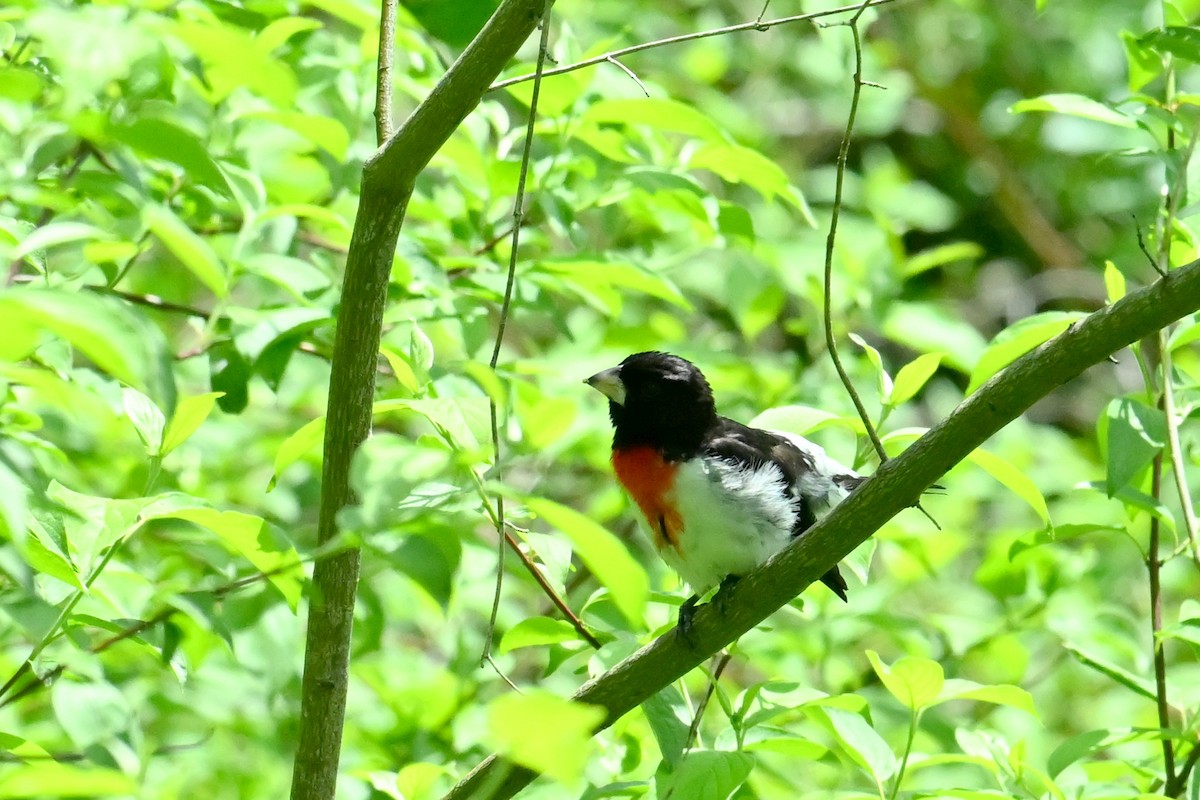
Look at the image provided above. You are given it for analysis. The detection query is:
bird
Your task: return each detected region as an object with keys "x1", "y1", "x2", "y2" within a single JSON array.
[{"x1": 585, "y1": 351, "x2": 863, "y2": 640}]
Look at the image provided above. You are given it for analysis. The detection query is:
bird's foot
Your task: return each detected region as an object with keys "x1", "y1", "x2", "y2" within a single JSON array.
[
  {"x1": 713, "y1": 574, "x2": 741, "y2": 615},
  {"x1": 676, "y1": 594, "x2": 700, "y2": 646}
]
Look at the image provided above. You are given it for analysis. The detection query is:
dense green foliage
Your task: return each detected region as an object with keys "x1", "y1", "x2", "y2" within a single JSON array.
[{"x1": 1, "y1": 0, "x2": 1198, "y2": 798}]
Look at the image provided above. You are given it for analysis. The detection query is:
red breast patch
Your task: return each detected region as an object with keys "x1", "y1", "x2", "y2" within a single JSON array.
[{"x1": 612, "y1": 446, "x2": 682, "y2": 550}]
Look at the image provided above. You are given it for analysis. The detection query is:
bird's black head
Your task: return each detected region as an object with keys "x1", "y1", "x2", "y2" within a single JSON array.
[{"x1": 585, "y1": 351, "x2": 717, "y2": 459}]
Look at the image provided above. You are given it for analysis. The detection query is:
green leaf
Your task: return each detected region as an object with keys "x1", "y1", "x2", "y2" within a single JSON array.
[
  {"x1": 170, "y1": 20, "x2": 298, "y2": 106},
  {"x1": 1010, "y1": 93, "x2": 1137, "y2": 128},
  {"x1": 7, "y1": 221, "x2": 109, "y2": 265},
  {"x1": 849, "y1": 333, "x2": 892, "y2": 399},
  {"x1": 1104, "y1": 260, "x2": 1126, "y2": 303},
  {"x1": 967, "y1": 312, "x2": 1087, "y2": 394},
  {"x1": 0, "y1": 288, "x2": 163, "y2": 392},
  {"x1": 656, "y1": 751, "x2": 754, "y2": 800},
  {"x1": 902, "y1": 241, "x2": 983, "y2": 278},
  {"x1": 143, "y1": 204, "x2": 228, "y2": 297},
  {"x1": 1122, "y1": 31, "x2": 1161, "y2": 93},
  {"x1": 236, "y1": 110, "x2": 350, "y2": 160},
  {"x1": 0, "y1": 764, "x2": 135, "y2": 797},
  {"x1": 1104, "y1": 398, "x2": 1165, "y2": 496},
  {"x1": 934, "y1": 679, "x2": 1038, "y2": 716},
  {"x1": 161, "y1": 392, "x2": 224, "y2": 456},
  {"x1": 498, "y1": 616, "x2": 582, "y2": 653},
  {"x1": 887, "y1": 353, "x2": 943, "y2": 406},
  {"x1": 1140, "y1": 26, "x2": 1200, "y2": 65},
  {"x1": 254, "y1": 16, "x2": 324, "y2": 52},
  {"x1": 689, "y1": 143, "x2": 813, "y2": 221},
  {"x1": 642, "y1": 685, "x2": 691, "y2": 767},
  {"x1": 1063, "y1": 643, "x2": 1157, "y2": 700},
  {"x1": 966, "y1": 448, "x2": 1050, "y2": 525},
  {"x1": 816, "y1": 707, "x2": 897, "y2": 783},
  {"x1": 23, "y1": 513, "x2": 82, "y2": 588},
  {"x1": 748, "y1": 405, "x2": 862, "y2": 436},
  {"x1": 163, "y1": 508, "x2": 301, "y2": 609},
  {"x1": 535, "y1": 259, "x2": 691, "y2": 315},
  {"x1": 109, "y1": 118, "x2": 233, "y2": 196},
  {"x1": 381, "y1": 346, "x2": 423, "y2": 394},
  {"x1": 867, "y1": 651, "x2": 944, "y2": 710},
  {"x1": 485, "y1": 691, "x2": 605, "y2": 787},
  {"x1": 581, "y1": 98, "x2": 725, "y2": 142},
  {"x1": 525, "y1": 497, "x2": 649, "y2": 627},
  {"x1": 1048, "y1": 729, "x2": 1119, "y2": 778},
  {"x1": 122, "y1": 387, "x2": 166, "y2": 456}
]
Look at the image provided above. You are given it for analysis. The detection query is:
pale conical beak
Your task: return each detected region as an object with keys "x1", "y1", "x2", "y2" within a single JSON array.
[{"x1": 585, "y1": 366, "x2": 626, "y2": 405}]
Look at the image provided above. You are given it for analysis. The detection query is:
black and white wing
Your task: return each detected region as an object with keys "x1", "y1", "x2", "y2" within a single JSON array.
[{"x1": 703, "y1": 416, "x2": 862, "y2": 600}]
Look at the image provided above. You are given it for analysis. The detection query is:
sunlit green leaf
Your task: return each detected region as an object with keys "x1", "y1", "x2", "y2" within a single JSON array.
[
  {"x1": 109, "y1": 118, "x2": 232, "y2": 195},
  {"x1": 867, "y1": 650, "x2": 944, "y2": 710},
  {"x1": 888, "y1": 352, "x2": 944, "y2": 406},
  {"x1": 934, "y1": 679, "x2": 1038, "y2": 716},
  {"x1": 161, "y1": 392, "x2": 225, "y2": 456},
  {"x1": 814, "y1": 706, "x2": 897, "y2": 783},
  {"x1": 485, "y1": 691, "x2": 605, "y2": 786},
  {"x1": 1104, "y1": 398, "x2": 1165, "y2": 496},
  {"x1": 966, "y1": 448, "x2": 1050, "y2": 524},
  {"x1": 164, "y1": 508, "x2": 302, "y2": 610},
  {"x1": 498, "y1": 616, "x2": 581, "y2": 653},
  {"x1": 581, "y1": 98, "x2": 725, "y2": 141},
  {"x1": 1010, "y1": 93, "x2": 1137, "y2": 128},
  {"x1": 143, "y1": 204, "x2": 228, "y2": 297},
  {"x1": 525, "y1": 497, "x2": 649, "y2": 627},
  {"x1": 0, "y1": 764, "x2": 135, "y2": 797},
  {"x1": 656, "y1": 751, "x2": 754, "y2": 800},
  {"x1": 967, "y1": 312, "x2": 1086, "y2": 394}
]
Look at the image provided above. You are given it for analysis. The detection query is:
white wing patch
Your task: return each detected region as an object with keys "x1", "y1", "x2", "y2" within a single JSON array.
[
  {"x1": 768, "y1": 429, "x2": 859, "y2": 518},
  {"x1": 659, "y1": 457, "x2": 798, "y2": 594}
]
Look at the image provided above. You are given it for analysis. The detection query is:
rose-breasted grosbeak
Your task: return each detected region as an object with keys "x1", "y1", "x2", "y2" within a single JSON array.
[{"x1": 586, "y1": 351, "x2": 862, "y2": 637}]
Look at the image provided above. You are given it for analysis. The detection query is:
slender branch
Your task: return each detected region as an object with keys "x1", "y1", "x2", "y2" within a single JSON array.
[
  {"x1": 443, "y1": 260, "x2": 1200, "y2": 800},
  {"x1": 1148, "y1": 450, "x2": 1176, "y2": 783},
  {"x1": 821, "y1": 2, "x2": 889, "y2": 466},
  {"x1": 289, "y1": 3, "x2": 548, "y2": 799},
  {"x1": 1160, "y1": 337, "x2": 1200, "y2": 571},
  {"x1": 684, "y1": 651, "x2": 732, "y2": 751},
  {"x1": 375, "y1": 0, "x2": 396, "y2": 144},
  {"x1": 504, "y1": 529, "x2": 602, "y2": 649},
  {"x1": 1165, "y1": 741, "x2": 1200, "y2": 796},
  {"x1": 488, "y1": 0, "x2": 898, "y2": 92},
  {"x1": 481, "y1": 0, "x2": 555, "y2": 665}
]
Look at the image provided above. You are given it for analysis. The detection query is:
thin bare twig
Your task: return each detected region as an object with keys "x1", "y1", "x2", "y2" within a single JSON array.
[
  {"x1": 605, "y1": 56, "x2": 649, "y2": 96},
  {"x1": 504, "y1": 529, "x2": 602, "y2": 649},
  {"x1": 1149, "y1": 452, "x2": 1176, "y2": 783},
  {"x1": 375, "y1": 0, "x2": 396, "y2": 144},
  {"x1": 684, "y1": 650, "x2": 733, "y2": 751},
  {"x1": 481, "y1": 0, "x2": 556, "y2": 666},
  {"x1": 1160, "y1": 336, "x2": 1200, "y2": 571},
  {"x1": 488, "y1": 0, "x2": 897, "y2": 92},
  {"x1": 820, "y1": 2, "x2": 889, "y2": 466}
]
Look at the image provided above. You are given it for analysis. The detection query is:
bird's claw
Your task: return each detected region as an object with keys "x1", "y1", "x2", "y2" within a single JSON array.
[
  {"x1": 713, "y1": 574, "x2": 740, "y2": 615},
  {"x1": 676, "y1": 594, "x2": 700, "y2": 646}
]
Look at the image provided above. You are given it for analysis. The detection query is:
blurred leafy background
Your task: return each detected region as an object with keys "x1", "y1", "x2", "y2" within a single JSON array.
[{"x1": 0, "y1": 0, "x2": 1198, "y2": 797}]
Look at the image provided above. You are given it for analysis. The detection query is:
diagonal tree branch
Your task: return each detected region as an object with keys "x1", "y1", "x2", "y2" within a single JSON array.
[
  {"x1": 442, "y1": 257, "x2": 1200, "y2": 800},
  {"x1": 289, "y1": 3, "x2": 547, "y2": 800}
]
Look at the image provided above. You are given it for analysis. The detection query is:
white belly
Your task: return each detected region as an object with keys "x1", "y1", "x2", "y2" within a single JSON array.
[{"x1": 656, "y1": 457, "x2": 798, "y2": 594}]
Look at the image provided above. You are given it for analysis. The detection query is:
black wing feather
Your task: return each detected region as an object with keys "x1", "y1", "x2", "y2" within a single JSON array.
[{"x1": 702, "y1": 416, "x2": 855, "y2": 601}]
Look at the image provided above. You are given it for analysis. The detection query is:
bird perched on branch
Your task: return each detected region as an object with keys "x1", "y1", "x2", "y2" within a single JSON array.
[{"x1": 586, "y1": 351, "x2": 863, "y2": 640}]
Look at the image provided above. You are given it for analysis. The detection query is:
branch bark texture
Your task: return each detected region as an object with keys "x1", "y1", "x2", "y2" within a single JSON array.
[
  {"x1": 289, "y1": 3, "x2": 545, "y2": 799},
  {"x1": 444, "y1": 258, "x2": 1200, "y2": 800}
]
